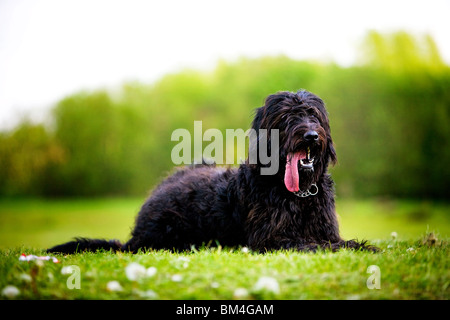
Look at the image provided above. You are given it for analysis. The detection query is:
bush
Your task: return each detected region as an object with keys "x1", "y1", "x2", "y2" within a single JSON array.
[{"x1": 0, "y1": 31, "x2": 448, "y2": 199}]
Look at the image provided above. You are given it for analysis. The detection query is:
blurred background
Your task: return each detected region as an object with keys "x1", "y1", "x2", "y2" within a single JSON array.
[{"x1": 0, "y1": 0, "x2": 449, "y2": 248}]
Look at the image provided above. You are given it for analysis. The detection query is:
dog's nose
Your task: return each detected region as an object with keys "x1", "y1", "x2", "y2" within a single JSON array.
[{"x1": 304, "y1": 130, "x2": 319, "y2": 142}]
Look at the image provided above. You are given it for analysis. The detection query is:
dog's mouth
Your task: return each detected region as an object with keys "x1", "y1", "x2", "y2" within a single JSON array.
[
  {"x1": 300, "y1": 146, "x2": 315, "y2": 169},
  {"x1": 284, "y1": 147, "x2": 315, "y2": 193}
]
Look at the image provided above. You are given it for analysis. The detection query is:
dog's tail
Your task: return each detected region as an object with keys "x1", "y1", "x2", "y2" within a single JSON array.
[{"x1": 47, "y1": 237, "x2": 123, "y2": 254}]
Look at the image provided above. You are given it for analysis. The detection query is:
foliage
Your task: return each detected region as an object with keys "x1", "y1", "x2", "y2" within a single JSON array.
[{"x1": 0, "y1": 31, "x2": 449, "y2": 199}]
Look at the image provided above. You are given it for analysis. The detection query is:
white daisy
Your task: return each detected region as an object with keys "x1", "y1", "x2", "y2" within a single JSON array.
[
  {"x1": 146, "y1": 267, "x2": 157, "y2": 277},
  {"x1": 106, "y1": 281, "x2": 123, "y2": 292},
  {"x1": 125, "y1": 262, "x2": 147, "y2": 281},
  {"x1": 233, "y1": 288, "x2": 249, "y2": 299},
  {"x1": 19, "y1": 273, "x2": 32, "y2": 282},
  {"x1": 2, "y1": 285, "x2": 20, "y2": 298},
  {"x1": 253, "y1": 276, "x2": 280, "y2": 294},
  {"x1": 140, "y1": 289, "x2": 158, "y2": 299},
  {"x1": 171, "y1": 274, "x2": 183, "y2": 282},
  {"x1": 61, "y1": 266, "x2": 74, "y2": 275}
]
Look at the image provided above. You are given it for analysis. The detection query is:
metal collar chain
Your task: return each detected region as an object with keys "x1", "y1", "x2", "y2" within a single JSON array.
[{"x1": 293, "y1": 183, "x2": 319, "y2": 198}]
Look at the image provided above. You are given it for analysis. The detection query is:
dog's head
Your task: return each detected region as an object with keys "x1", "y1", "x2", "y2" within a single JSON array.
[{"x1": 250, "y1": 90, "x2": 337, "y2": 193}]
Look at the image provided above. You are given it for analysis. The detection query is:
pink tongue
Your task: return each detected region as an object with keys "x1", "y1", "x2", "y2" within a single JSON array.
[{"x1": 284, "y1": 152, "x2": 305, "y2": 192}]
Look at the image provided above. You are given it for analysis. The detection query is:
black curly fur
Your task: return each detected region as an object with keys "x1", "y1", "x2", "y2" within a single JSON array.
[{"x1": 48, "y1": 90, "x2": 378, "y2": 254}]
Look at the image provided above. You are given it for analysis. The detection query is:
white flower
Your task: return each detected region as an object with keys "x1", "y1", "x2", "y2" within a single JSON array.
[
  {"x1": 125, "y1": 262, "x2": 147, "y2": 281},
  {"x1": 178, "y1": 257, "x2": 190, "y2": 262},
  {"x1": 132, "y1": 288, "x2": 159, "y2": 299},
  {"x1": 106, "y1": 281, "x2": 123, "y2": 292},
  {"x1": 175, "y1": 257, "x2": 189, "y2": 269},
  {"x1": 140, "y1": 289, "x2": 158, "y2": 299},
  {"x1": 61, "y1": 266, "x2": 74, "y2": 275},
  {"x1": 406, "y1": 247, "x2": 416, "y2": 253},
  {"x1": 146, "y1": 267, "x2": 157, "y2": 277},
  {"x1": 241, "y1": 247, "x2": 249, "y2": 254},
  {"x1": 391, "y1": 232, "x2": 398, "y2": 240},
  {"x1": 2, "y1": 285, "x2": 20, "y2": 298},
  {"x1": 171, "y1": 274, "x2": 183, "y2": 282},
  {"x1": 35, "y1": 260, "x2": 44, "y2": 268},
  {"x1": 19, "y1": 273, "x2": 32, "y2": 282},
  {"x1": 233, "y1": 288, "x2": 249, "y2": 299},
  {"x1": 253, "y1": 276, "x2": 280, "y2": 294}
]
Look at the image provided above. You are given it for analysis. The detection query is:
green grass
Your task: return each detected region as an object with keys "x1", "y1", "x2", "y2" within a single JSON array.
[
  {"x1": 0, "y1": 198, "x2": 142, "y2": 249},
  {"x1": 0, "y1": 198, "x2": 449, "y2": 300},
  {"x1": 1, "y1": 241, "x2": 449, "y2": 300}
]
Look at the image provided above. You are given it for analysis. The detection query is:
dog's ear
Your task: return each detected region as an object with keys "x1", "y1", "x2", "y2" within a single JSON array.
[
  {"x1": 253, "y1": 92, "x2": 291, "y2": 131},
  {"x1": 251, "y1": 106, "x2": 264, "y2": 131},
  {"x1": 327, "y1": 137, "x2": 338, "y2": 166},
  {"x1": 312, "y1": 96, "x2": 337, "y2": 166},
  {"x1": 250, "y1": 100, "x2": 282, "y2": 169}
]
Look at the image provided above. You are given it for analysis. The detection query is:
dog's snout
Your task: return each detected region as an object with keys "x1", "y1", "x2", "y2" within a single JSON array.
[{"x1": 304, "y1": 130, "x2": 319, "y2": 142}]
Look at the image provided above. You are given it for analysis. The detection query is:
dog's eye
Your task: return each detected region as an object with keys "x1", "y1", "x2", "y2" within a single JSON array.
[
  {"x1": 306, "y1": 109, "x2": 318, "y2": 119},
  {"x1": 310, "y1": 114, "x2": 323, "y2": 123}
]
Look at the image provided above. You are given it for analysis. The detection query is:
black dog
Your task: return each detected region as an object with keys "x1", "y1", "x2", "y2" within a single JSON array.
[{"x1": 48, "y1": 90, "x2": 376, "y2": 254}]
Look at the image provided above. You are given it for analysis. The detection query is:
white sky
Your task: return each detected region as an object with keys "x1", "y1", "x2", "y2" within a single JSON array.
[{"x1": 1, "y1": 0, "x2": 449, "y2": 129}]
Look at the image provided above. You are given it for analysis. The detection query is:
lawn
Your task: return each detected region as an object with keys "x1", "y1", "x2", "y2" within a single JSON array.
[{"x1": 0, "y1": 198, "x2": 449, "y2": 300}]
